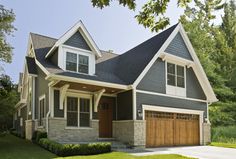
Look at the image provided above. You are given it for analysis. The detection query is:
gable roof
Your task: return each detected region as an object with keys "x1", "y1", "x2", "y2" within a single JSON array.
[
  {"x1": 29, "y1": 22, "x2": 217, "y2": 102},
  {"x1": 29, "y1": 23, "x2": 178, "y2": 85},
  {"x1": 45, "y1": 20, "x2": 101, "y2": 58},
  {"x1": 115, "y1": 24, "x2": 178, "y2": 84}
]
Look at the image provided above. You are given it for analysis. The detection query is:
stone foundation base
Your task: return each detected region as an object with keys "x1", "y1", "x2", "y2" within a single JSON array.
[
  {"x1": 203, "y1": 122, "x2": 211, "y2": 145},
  {"x1": 25, "y1": 120, "x2": 36, "y2": 140},
  {"x1": 113, "y1": 120, "x2": 146, "y2": 147},
  {"x1": 47, "y1": 118, "x2": 99, "y2": 143}
]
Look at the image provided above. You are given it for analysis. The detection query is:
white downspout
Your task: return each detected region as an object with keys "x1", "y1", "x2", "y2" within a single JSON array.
[{"x1": 46, "y1": 111, "x2": 50, "y2": 133}]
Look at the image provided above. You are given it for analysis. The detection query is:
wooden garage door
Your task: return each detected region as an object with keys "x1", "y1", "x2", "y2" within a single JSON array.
[{"x1": 146, "y1": 111, "x2": 199, "y2": 147}]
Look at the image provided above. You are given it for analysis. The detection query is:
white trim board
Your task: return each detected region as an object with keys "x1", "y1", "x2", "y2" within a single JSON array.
[
  {"x1": 142, "y1": 104, "x2": 204, "y2": 145},
  {"x1": 132, "y1": 23, "x2": 217, "y2": 103},
  {"x1": 46, "y1": 74, "x2": 131, "y2": 90},
  {"x1": 136, "y1": 89, "x2": 207, "y2": 103}
]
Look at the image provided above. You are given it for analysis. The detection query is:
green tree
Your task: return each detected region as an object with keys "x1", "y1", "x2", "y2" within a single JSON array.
[
  {"x1": 179, "y1": 0, "x2": 236, "y2": 126},
  {"x1": 220, "y1": 0, "x2": 236, "y2": 91},
  {"x1": 0, "y1": 74, "x2": 19, "y2": 131},
  {"x1": 91, "y1": 0, "x2": 194, "y2": 32},
  {"x1": 0, "y1": 5, "x2": 16, "y2": 64}
]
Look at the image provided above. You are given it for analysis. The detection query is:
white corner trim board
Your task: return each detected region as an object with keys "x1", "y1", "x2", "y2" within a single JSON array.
[
  {"x1": 142, "y1": 104, "x2": 204, "y2": 145},
  {"x1": 136, "y1": 89, "x2": 207, "y2": 103}
]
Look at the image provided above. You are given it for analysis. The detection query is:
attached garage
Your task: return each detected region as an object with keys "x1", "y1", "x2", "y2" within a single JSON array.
[{"x1": 144, "y1": 106, "x2": 203, "y2": 148}]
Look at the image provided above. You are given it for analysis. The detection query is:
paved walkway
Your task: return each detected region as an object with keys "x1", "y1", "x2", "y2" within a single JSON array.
[{"x1": 131, "y1": 146, "x2": 236, "y2": 159}]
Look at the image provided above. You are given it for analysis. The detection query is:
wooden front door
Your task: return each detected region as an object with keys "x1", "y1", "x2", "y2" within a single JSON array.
[
  {"x1": 98, "y1": 98, "x2": 113, "y2": 138},
  {"x1": 146, "y1": 111, "x2": 200, "y2": 147}
]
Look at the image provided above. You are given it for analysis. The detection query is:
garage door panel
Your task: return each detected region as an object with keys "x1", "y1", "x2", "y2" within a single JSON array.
[{"x1": 146, "y1": 110, "x2": 200, "y2": 147}]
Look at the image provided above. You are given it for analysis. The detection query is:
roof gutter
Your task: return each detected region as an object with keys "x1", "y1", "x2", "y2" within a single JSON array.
[{"x1": 46, "y1": 74, "x2": 132, "y2": 90}]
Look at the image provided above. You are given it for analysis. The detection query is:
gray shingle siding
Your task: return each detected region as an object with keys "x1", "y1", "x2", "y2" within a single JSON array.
[
  {"x1": 186, "y1": 67, "x2": 206, "y2": 100},
  {"x1": 117, "y1": 90, "x2": 133, "y2": 120},
  {"x1": 64, "y1": 31, "x2": 91, "y2": 51},
  {"x1": 35, "y1": 66, "x2": 49, "y2": 119},
  {"x1": 165, "y1": 32, "x2": 193, "y2": 61},
  {"x1": 137, "y1": 59, "x2": 206, "y2": 100},
  {"x1": 53, "y1": 90, "x2": 64, "y2": 118},
  {"x1": 137, "y1": 58, "x2": 166, "y2": 93},
  {"x1": 136, "y1": 92, "x2": 207, "y2": 120}
]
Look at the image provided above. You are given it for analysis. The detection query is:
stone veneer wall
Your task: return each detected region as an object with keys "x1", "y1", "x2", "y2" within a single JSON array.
[
  {"x1": 25, "y1": 120, "x2": 36, "y2": 140},
  {"x1": 203, "y1": 122, "x2": 211, "y2": 145},
  {"x1": 113, "y1": 120, "x2": 146, "y2": 147},
  {"x1": 48, "y1": 118, "x2": 99, "y2": 143}
]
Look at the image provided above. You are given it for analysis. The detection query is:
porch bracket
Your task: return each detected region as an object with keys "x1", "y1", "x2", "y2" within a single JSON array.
[
  {"x1": 59, "y1": 84, "x2": 70, "y2": 110},
  {"x1": 94, "y1": 89, "x2": 105, "y2": 112}
]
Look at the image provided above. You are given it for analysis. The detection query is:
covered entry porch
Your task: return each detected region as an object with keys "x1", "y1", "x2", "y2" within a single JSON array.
[{"x1": 47, "y1": 79, "x2": 132, "y2": 142}]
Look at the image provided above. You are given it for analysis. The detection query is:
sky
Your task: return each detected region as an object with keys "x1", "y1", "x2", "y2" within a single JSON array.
[{"x1": 1, "y1": 0, "x2": 222, "y2": 83}]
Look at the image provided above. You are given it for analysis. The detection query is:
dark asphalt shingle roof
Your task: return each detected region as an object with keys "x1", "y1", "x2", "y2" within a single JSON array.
[
  {"x1": 30, "y1": 24, "x2": 178, "y2": 85},
  {"x1": 25, "y1": 56, "x2": 37, "y2": 75}
]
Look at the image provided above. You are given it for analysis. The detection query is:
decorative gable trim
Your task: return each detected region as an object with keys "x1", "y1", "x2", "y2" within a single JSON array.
[
  {"x1": 45, "y1": 21, "x2": 101, "y2": 58},
  {"x1": 133, "y1": 23, "x2": 217, "y2": 103}
]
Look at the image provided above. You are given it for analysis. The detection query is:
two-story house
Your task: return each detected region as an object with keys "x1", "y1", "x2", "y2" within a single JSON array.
[{"x1": 14, "y1": 21, "x2": 217, "y2": 148}]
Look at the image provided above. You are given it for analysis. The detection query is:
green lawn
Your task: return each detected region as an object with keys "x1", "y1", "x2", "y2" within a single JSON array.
[
  {"x1": 0, "y1": 134, "x2": 194, "y2": 159},
  {"x1": 0, "y1": 134, "x2": 56, "y2": 159},
  {"x1": 56, "y1": 152, "x2": 194, "y2": 159},
  {"x1": 210, "y1": 142, "x2": 236, "y2": 149}
]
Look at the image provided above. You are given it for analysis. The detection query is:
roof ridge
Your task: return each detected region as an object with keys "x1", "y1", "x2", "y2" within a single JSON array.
[
  {"x1": 120, "y1": 23, "x2": 178, "y2": 56},
  {"x1": 30, "y1": 32, "x2": 58, "y2": 40},
  {"x1": 100, "y1": 50, "x2": 119, "y2": 55}
]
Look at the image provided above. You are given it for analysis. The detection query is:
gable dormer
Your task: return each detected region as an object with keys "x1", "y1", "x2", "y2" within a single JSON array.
[{"x1": 45, "y1": 21, "x2": 101, "y2": 75}]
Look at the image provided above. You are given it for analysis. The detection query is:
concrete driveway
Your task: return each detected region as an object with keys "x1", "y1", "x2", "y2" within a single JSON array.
[{"x1": 131, "y1": 146, "x2": 236, "y2": 159}]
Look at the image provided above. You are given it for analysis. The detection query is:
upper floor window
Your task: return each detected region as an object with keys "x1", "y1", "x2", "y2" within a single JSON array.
[
  {"x1": 66, "y1": 52, "x2": 89, "y2": 74},
  {"x1": 167, "y1": 62, "x2": 185, "y2": 88}
]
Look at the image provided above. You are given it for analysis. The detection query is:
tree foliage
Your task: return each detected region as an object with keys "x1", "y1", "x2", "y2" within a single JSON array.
[
  {"x1": 0, "y1": 74, "x2": 19, "y2": 131},
  {"x1": 91, "y1": 0, "x2": 193, "y2": 32},
  {"x1": 180, "y1": 0, "x2": 236, "y2": 126},
  {"x1": 0, "y1": 5, "x2": 16, "y2": 63}
]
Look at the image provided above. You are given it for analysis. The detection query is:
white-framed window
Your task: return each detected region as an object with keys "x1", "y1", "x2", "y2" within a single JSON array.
[
  {"x1": 65, "y1": 52, "x2": 89, "y2": 74},
  {"x1": 166, "y1": 61, "x2": 186, "y2": 97},
  {"x1": 65, "y1": 93, "x2": 92, "y2": 128},
  {"x1": 167, "y1": 62, "x2": 185, "y2": 88},
  {"x1": 38, "y1": 95, "x2": 46, "y2": 126}
]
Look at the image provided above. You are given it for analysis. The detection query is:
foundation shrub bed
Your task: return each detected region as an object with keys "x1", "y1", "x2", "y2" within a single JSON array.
[{"x1": 38, "y1": 138, "x2": 111, "y2": 157}]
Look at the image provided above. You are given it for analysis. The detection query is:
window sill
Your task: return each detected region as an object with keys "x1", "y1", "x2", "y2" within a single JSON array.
[
  {"x1": 65, "y1": 126, "x2": 92, "y2": 130},
  {"x1": 65, "y1": 70, "x2": 96, "y2": 77},
  {"x1": 37, "y1": 126, "x2": 44, "y2": 129}
]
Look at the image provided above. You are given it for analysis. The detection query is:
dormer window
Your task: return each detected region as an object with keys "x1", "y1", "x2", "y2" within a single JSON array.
[
  {"x1": 66, "y1": 52, "x2": 77, "y2": 72},
  {"x1": 78, "y1": 55, "x2": 89, "y2": 74},
  {"x1": 166, "y1": 61, "x2": 186, "y2": 97},
  {"x1": 65, "y1": 52, "x2": 89, "y2": 74}
]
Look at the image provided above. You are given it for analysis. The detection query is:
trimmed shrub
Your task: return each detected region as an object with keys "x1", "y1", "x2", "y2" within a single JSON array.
[
  {"x1": 33, "y1": 131, "x2": 47, "y2": 143},
  {"x1": 38, "y1": 138, "x2": 111, "y2": 157}
]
